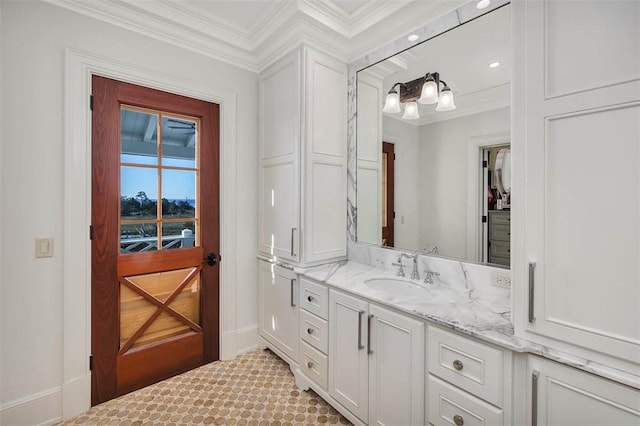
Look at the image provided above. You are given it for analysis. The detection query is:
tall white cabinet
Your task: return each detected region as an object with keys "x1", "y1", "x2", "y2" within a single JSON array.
[
  {"x1": 258, "y1": 46, "x2": 347, "y2": 266},
  {"x1": 513, "y1": 0, "x2": 640, "y2": 372}
]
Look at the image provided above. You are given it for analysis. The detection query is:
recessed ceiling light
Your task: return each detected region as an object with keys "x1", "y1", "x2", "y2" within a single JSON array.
[
  {"x1": 489, "y1": 61, "x2": 501, "y2": 68},
  {"x1": 476, "y1": 0, "x2": 491, "y2": 9},
  {"x1": 408, "y1": 34, "x2": 419, "y2": 42}
]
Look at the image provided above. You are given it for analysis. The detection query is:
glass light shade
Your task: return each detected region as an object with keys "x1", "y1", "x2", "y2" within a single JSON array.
[
  {"x1": 418, "y1": 78, "x2": 438, "y2": 104},
  {"x1": 435, "y1": 87, "x2": 456, "y2": 111},
  {"x1": 402, "y1": 101, "x2": 420, "y2": 120},
  {"x1": 382, "y1": 91, "x2": 401, "y2": 113}
]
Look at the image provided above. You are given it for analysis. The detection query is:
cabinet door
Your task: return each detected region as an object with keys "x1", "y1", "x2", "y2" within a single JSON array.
[
  {"x1": 258, "y1": 261, "x2": 298, "y2": 362},
  {"x1": 328, "y1": 290, "x2": 369, "y2": 422},
  {"x1": 258, "y1": 51, "x2": 301, "y2": 261},
  {"x1": 369, "y1": 304, "x2": 425, "y2": 426},
  {"x1": 528, "y1": 356, "x2": 640, "y2": 426},
  {"x1": 302, "y1": 47, "x2": 348, "y2": 263},
  {"x1": 513, "y1": 0, "x2": 640, "y2": 368}
]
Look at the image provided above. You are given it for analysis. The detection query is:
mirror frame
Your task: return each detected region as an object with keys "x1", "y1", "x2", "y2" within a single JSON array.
[{"x1": 347, "y1": 0, "x2": 510, "y2": 262}]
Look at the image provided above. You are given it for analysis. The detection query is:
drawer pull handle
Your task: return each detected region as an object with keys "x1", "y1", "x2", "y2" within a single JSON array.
[
  {"x1": 453, "y1": 415, "x2": 464, "y2": 426},
  {"x1": 306, "y1": 328, "x2": 313, "y2": 335},
  {"x1": 307, "y1": 361, "x2": 314, "y2": 369},
  {"x1": 453, "y1": 360, "x2": 464, "y2": 371},
  {"x1": 307, "y1": 295, "x2": 314, "y2": 302},
  {"x1": 291, "y1": 228, "x2": 297, "y2": 256}
]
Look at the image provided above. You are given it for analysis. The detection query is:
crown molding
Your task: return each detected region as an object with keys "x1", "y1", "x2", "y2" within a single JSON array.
[
  {"x1": 44, "y1": 0, "x2": 259, "y2": 71},
  {"x1": 42, "y1": 0, "x2": 468, "y2": 73}
]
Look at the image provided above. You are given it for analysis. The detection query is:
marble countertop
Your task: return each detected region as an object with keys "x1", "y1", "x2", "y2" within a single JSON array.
[
  {"x1": 274, "y1": 258, "x2": 640, "y2": 390},
  {"x1": 296, "y1": 259, "x2": 527, "y2": 352}
]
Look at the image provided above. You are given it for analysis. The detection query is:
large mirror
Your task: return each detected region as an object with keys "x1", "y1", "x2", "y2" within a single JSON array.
[{"x1": 355, "y1": 3, "x2": 511, "y2": 267}]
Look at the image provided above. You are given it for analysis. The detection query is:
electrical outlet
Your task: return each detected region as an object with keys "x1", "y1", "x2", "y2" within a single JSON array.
[{"x1": 491, "y1": 271, "x2": 511, "y2": 288}]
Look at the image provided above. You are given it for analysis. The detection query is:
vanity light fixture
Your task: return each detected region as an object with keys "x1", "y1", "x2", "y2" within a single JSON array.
[{"x1": 382, "y1": 71, "x2": 456, "y2": 119}]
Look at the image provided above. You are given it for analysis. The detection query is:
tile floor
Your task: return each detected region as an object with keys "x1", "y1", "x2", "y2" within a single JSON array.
[{"x1": 62, "y1": 349, "x2": 350, "y2": 425}]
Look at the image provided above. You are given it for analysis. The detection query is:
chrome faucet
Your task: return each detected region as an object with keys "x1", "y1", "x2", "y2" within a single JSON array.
[
  {"x1": 424, "y1": 269, "x2": 440, "y2": 285},
  {"x1": 399, "y1": 253, "x2": 420, "y2": 280}
]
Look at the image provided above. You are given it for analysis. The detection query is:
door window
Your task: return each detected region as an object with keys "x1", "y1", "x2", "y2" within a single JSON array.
[{"x1": 120, "y1": 107, "x2": 199, "y2": 253}]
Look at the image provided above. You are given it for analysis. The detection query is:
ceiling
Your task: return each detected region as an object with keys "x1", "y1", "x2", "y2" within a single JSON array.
[
  {"x1": 362, "y1": 3, "x2": 511, "y2": 125},
  {"x1": 43, "y1": 0, "x2": 470, "y2": 72}
]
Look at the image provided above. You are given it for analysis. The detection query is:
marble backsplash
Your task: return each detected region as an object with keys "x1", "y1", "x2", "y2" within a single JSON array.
[{"x1": 348, "y1": 240, "x2": 511, "y2": 316}]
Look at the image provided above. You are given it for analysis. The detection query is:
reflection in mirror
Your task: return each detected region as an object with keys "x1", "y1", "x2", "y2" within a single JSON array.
[{"x1": 356, "y1": 4, "x2": 511, "y2": 267}]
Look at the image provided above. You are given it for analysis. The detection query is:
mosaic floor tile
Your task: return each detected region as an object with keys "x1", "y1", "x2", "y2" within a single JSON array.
[{"x1": 62, "y1": 349, "x2": 351, "y2": 425}]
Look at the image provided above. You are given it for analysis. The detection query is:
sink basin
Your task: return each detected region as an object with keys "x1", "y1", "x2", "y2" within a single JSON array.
[{"x1": 364, "y1": 277, "x2": 429, "y2": 298}]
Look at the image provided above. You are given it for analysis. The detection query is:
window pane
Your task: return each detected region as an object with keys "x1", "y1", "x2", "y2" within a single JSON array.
[
  {"x1": 161, "y1": 169, "x2": 196, "y2": 219},
  {"x1": 121, "y1": 109, "x2": 158, "y2": 165},
  {"x1": 162, "y1": 221, "x2": 196, "y2": 249},
  {"x1": 120, "y1": 223, "x2": 158, "y2": 253},
  {"x1": 161, "y1": 116, "x2": 196, "y2": 168},
  {"x1": 121, "y1": 167, "x2": 158, "y2": 220}
]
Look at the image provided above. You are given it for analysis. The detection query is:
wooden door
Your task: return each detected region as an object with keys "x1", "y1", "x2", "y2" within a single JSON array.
[
  {"x1": 382, "y1": 142, "x2": 395, "y2": 246},
  {"x1": 91, "y1": 75, "x2": 220, "y2": 405}
]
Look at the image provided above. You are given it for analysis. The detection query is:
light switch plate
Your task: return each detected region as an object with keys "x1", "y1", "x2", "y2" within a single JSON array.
[{"x1": 35, "y1": 238, "x2": 53, "y2": 258}]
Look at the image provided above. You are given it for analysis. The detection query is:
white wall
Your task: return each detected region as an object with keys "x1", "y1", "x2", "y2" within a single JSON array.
[
  {"x1": 382, "y1": 116, "x2": 420, "y2": 250},
  {"x1": 418, "y1": 107, "x2": 509, "y2": 258},
  {"x1": 0, "y1": 1, "x2": 258, "y2": 423}
]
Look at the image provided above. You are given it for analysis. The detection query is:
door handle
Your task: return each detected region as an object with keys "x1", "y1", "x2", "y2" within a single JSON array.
[
  {"x1": 532, "y1": 370, "x2": 540, "y2": 426},
  {"x1": 367, "y1": 314, "x2": 374, "y2": 354},
  {"x1": 357, "y1": 310, "x2": 365, "y2": 350},
  {"x1": 528, "y1": 262, "x2": 536, "y2": 323},
  {"x1": 203, "y1": 252, "x2": 219, "y2": 266},
  {"x1": 290, "y1": 228, "x2": 297, "y2": 256},
  {"x1": 290, "y1": 279, "x2": 296, "y2": 307}
]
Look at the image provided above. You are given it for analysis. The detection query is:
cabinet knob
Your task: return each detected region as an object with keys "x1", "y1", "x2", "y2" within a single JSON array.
[
  {"x1": 306, "y1": 328, "x2": 313, "y2": 334},
  {"x1": 307, "y1": 295, "x2": 314, "y2": 302},
  {"x1": 453, "y1": 360, "x2": 464, "y2": 371},
  {"x1": 306, "y1": 361, "x2": 314, "y2": 369},
  {"x1": 453, "y1": 414, "x2": 464, "y2": 426}
]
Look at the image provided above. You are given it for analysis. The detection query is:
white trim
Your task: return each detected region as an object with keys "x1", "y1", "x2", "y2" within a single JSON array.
[
  {"x1": 63, "y1": 48, "x2": 238, "y2": 420},
  {"x1": 0, "y1": 386, "x2": 62, "y2": 426},
  {"x1": 466, "y1": 131, "x2": 510, "y2": 262},
  {"x1": 235, "y1": 325, "x2": 261, "y2": 355}
]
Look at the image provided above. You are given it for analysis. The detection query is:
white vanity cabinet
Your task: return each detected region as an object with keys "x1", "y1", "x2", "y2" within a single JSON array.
[
  {"x1": 427, "y1": 325, "x2": 511, "y2": 426},
  {"x1": 258, "y1": 46, "x2": 347, "y2": 266},
  {"x1": 528, "y1": 356, "x2": 640, "y2": 425},
  {"x1": 513, "y1": 0, "x2": 640, "y2": 371},
  {"x1": 328, "y1": 289, "x2": 425, "y2": 425},
  {"x1": 258, "y1": 260, "x2": 298, "y2": 364}
]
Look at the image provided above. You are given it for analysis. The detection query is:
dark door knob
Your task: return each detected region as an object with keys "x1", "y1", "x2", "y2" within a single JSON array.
[{"x1": 203, "y1": 252, "x2": 219, "y2": 266}]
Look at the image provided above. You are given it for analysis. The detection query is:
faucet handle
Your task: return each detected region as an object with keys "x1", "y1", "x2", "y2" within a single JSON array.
[
  {"x1": 423, "y1": 269, "x2": 440, "y2": 284},
  {"x1": 392, "y1": 261, "x2": 405, "y2": 277}
]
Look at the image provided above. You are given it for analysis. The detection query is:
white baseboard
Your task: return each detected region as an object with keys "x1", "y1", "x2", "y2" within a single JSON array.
[
  {"x1": 0, "y1": 386, "x2": 62, "y2": 426},
  {"x1": 221, "y1": 324, "x2": 260, "y2": 360},
  {"x1": 62, "y1": 374, "x2": 91, "y2": 421},
  {"x1": 236, "y1": 325, "x2": 259, "y2": 355}
]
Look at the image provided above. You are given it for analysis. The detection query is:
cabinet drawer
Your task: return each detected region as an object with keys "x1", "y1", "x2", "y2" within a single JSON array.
[
  {"x1": 488, "y1": 211, "x2": 510, "y2": 225},
  {"x1": 489, "y1": 241, "x2": 510, "y2": 259},
  {"x1": 299, "y1": 278, "x2": 328, "y2": 320},
  {"x1": 299, "y1": 341, "x2": 328, "y2": 390},
  {"x1": 428, "y1": 375, "x2": 503, "y2": 426},
  {"x1": 428, "y1": 326, "x2": 504, "y2": 407},
  {"x1": 299, "y1": 309, "x2": 328, "y2": 354},
  {"x1": 489, "y1": 224, "x2": 510, "y2": 242}
]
